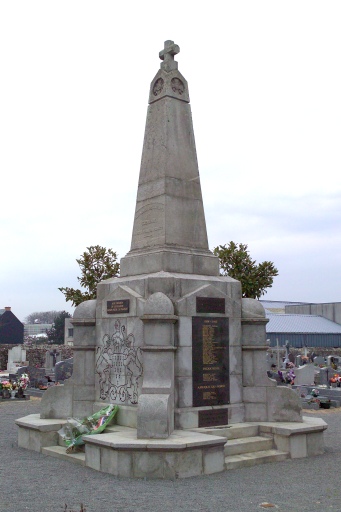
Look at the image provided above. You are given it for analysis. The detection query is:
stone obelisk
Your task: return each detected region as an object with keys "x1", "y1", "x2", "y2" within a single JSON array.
[{"x1": 120, "y1": 40, "x2": 219, "y2": 277}]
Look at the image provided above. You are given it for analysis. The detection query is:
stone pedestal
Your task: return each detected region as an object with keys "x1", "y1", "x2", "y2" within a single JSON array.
[
  {"x1": 94, "y1": 271, "x2": 243, "y2": 430},
  {"x1": 138, "y1": 292, "x2": 177, "y2": 438},
  {"x1": 241, "y1": 298, "x2": 302, "y2": 423},
  {"x1": 40, "y1": 300, "x2": 96, "y2": 419}
]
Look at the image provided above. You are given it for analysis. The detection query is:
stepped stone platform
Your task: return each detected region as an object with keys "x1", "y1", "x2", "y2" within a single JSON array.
[{"x1": 15, "y1": 415, "x2": 327, "y2": 478}]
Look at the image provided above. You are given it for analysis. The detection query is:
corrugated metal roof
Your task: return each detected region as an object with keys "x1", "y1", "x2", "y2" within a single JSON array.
[
  {"x1": 266, "y1": 313, "x2": 341, "y2": 334},
  {"x1": 260, "y1": 300, "x2": 307, "y2": 310}
]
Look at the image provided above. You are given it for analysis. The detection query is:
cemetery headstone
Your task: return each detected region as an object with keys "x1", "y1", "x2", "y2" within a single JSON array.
[
  {"x1": 288, "y1": 353, "x2": 295, "y2": 364},
  {"x1": 55, "y1": 358, "x2": 73, "y2": 383},
  {"x1": 20, "y1": 366, "x2": 46, "y2": 388},
  {"x1": 45, "y1": 349, "x2": 61, "y2": 369},
  {"x1": 327, "y1": 356, "x2": 339, "y2": 368},
  {"x1": 319, "y1": 367, "x2": 330, "y2": 387},
  {"x1": 294, "y1": 364, "x2": 315, "y2": 386},
  {"x1": 7, "y1": 346, "x2": 27, "y2": 373}
]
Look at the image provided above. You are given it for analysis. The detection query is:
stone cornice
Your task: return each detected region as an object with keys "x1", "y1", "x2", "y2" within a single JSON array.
[
  {"x1": 140, "y1": 314, "x2": 178, "y2": 323},
  {"x1": 70, "y1": 318, "x2": 96, "y2": 327}
]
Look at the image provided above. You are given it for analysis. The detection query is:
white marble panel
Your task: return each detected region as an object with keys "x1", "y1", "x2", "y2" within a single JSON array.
[
  {"x1": 229, "y1": 344, "x2": 242, "y2": 374},
  {"x1": 229, "y1": 374, "x2": 243, "y2": 404},
  {"x1": 176, "y1": 376, "x2": 193, "y2": 408},
  {"x1": 175, "y1": 346, "x2": 192, "y2": 377},
  {"x1": 85, "y1": 444, "x2": 100, "y2": 471},
  {"x1": 176, "y1": 448, "x2": 203, "y2": 478},
  {"x1": 290, "y1": 434, "x2": 307, "y2": 458},
  {"x1": 203, "y1": 446, "x2": 225, "y2": 475},
  {"x1": 177, "y1": 317, "x2": 192, "y2": 347},
  {"x1": 100, "y1": 447, "x2": 118, "y2": 475},
  {"x1": 133, "y1": 452, "x2": 165, "y2": 478}
]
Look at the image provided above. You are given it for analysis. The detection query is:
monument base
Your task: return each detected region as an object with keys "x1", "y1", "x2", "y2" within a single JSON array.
[
  {"x1": 16, "y1": 414, "x2": 327, "y2": 479},
  {"x1": 120, "y1": 248, "x2": 220, "y2": 277}
]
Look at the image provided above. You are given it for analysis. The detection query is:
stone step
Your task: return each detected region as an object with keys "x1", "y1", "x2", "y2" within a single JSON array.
[
  {"x1": 225, "y1": 436, "x2": 273, "y2": 456},
  {"x1": 42, "y1": 445, "x2": 85, "y2": 466},
  {"x1": 194, "y1": 423, "x2": 259, "y2": 440},
  {"x1": 225, "y1": 449, "x2": 289, "y2": 470}
]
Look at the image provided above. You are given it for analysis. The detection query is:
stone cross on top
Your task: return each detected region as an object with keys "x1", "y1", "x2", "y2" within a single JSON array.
[{"x1": 159, "y1": 40, "x2": 179, "y2": 72}]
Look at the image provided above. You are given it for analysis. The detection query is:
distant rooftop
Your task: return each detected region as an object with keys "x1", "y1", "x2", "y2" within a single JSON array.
[
  {"x1": 260, "y1": 300, "x2": 307, "y2": 314},
  {"x1": 266, "y1": 313, "x2": 341, "y2": 334}
]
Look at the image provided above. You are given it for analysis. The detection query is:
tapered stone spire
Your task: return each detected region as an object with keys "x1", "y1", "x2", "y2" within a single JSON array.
[{"x1": 120, "y1": 41, "x2": 219, "y2": 277}]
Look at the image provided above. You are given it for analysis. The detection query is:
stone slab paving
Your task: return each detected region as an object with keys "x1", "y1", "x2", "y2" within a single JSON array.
[{"x1": 1, "y1": 399, "x2": 341, "y2": 512}]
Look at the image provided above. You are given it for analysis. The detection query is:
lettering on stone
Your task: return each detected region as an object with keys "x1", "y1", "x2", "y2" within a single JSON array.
[
  {"x1": 95, "y1": 320, "x2": 143, "y2": 405},
  {"x1": 196, "y1": 297, "x2": 225, "y2": 314},
  {"x1": 107, "y1": 299, "x2": 130, "y2": 315},
  {"x1": 133, "y1": 203, "x2": 165, "y2": 246},
  {"x1": 198, "y1": 409, "x2": 228, "y2": 428},
  {"x1": 192, "y1": 317, "x2": 229, "y2": 407}
]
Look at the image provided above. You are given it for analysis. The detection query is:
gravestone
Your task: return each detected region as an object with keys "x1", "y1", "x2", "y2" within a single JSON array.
[
  {"x1": 7, "y1": 346, "x2": 27, "y2": 373},
  {"x1": 327, "y1": 356, "x2": 340, "y2": 368},
  {"x1": 313, "y1": 356, "x2": 325, "y2": 366},
  {"x1": 294, "y1": 364, "x2": 315, "y2": 386},
  {"x1": 45, "y1": 349, "x2": 61, "y2": 369},
  {"x1": 288, "y1": 353, "x2": 295, "y2": 364},
  {"x1": 18, "y1": 366, "x2": 45, "y2": 388},
  {"x1": 319, "y1": 367, "x2": 330, "y2": 386},
  {"x1": 55, "y1": 358, "x2": 73, "y2": 383},
  {"x1": 295, "y1": 355, "x2": 302, "y2": 367}
]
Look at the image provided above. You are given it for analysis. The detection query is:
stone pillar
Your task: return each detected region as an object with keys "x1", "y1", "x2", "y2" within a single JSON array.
[
  {"x1": 70, "y1": 300, "x2": 97, "y2": 417},
  {"x1": 40, "y1": 300, "x2": 97, "y2": 419},
  {"x1": 137, "y1": 292, "x2": 178, "y2": 439},
  {"x1": 241, "y1": 298, "x2": 301, "y2": 422},
  {"x1": 242, "y1": 298, "x2": 275, "y2": 422}
]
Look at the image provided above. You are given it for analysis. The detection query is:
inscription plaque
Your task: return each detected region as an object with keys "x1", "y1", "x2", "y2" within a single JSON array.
[
  {"x1": 196, "y1": 297, "x2": 225, "y2": 314},
  {"x1": 198, "y1": 409, "x2": 228, "y2": 428},
  {"x1": 107, "y1": 299, "x2": 130, "y2": 314},
  {"x1": 192, "y1": 317, "x2": 229, "y2": 407}
]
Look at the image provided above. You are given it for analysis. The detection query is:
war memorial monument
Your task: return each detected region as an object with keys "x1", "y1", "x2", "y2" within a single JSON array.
[{"x1": 16, "y1": 41, "x2": 327, "y2": 479}]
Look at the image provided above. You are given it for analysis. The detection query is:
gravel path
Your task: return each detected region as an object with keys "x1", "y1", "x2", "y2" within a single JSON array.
[{"x1": 1, "y1": 399, "x2": 340, "y2": 512}]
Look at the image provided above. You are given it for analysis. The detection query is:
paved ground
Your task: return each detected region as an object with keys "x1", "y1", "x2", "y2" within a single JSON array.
[{"x1": 1, "y1": 399, "x2": 340, "y2": 512}]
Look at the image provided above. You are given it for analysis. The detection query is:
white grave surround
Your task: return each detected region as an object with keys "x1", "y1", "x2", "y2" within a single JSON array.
[{"x1": 7, "y1": 346, "x2": 27, "y2": 373}]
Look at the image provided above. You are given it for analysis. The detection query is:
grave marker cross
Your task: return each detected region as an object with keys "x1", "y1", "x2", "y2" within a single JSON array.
[{"x1": 159, "y1": 40, "x2": 180, "y2": 72}]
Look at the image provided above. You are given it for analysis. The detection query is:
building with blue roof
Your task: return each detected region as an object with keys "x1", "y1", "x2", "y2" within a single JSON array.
[{"x1": 260, "y1": 301, "x2": 341, "y2": 348}]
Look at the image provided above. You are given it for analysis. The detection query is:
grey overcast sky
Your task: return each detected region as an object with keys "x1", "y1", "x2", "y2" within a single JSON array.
[{"x1": 1, "y1": 1, "x2": 341, "y2": 322}]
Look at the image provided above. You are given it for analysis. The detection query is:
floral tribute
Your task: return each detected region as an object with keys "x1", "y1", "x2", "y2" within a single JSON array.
[
  {"x1": 58, "y1": 404, "x2": 118, "y2": 453},
  {"x1": 329, "y1": 374, "x2": 341, "y2": 387},
  {"x1": 0, "y1": 380, "x2": 12, "y2": 390},
  {"x1": 0, "y1": 374, "x2": 30, "y2": 399},
  {"x1": 17, "y1": 373, "x2": 30, "y2": 390}
]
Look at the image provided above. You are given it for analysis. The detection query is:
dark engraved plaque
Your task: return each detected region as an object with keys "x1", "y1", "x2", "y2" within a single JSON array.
[
  {"x1": 198, "y1": 409, "x2": 228, "y2": 428},
  {"x1": 192, "y1": 316, "x2": 229, "y2": 407},
  {"x1": 107, "y1": 299, "x2": 130, "y2": 314},
  {"x1": 196, "y1": 297, "x2": 225, "y2": 314}
]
